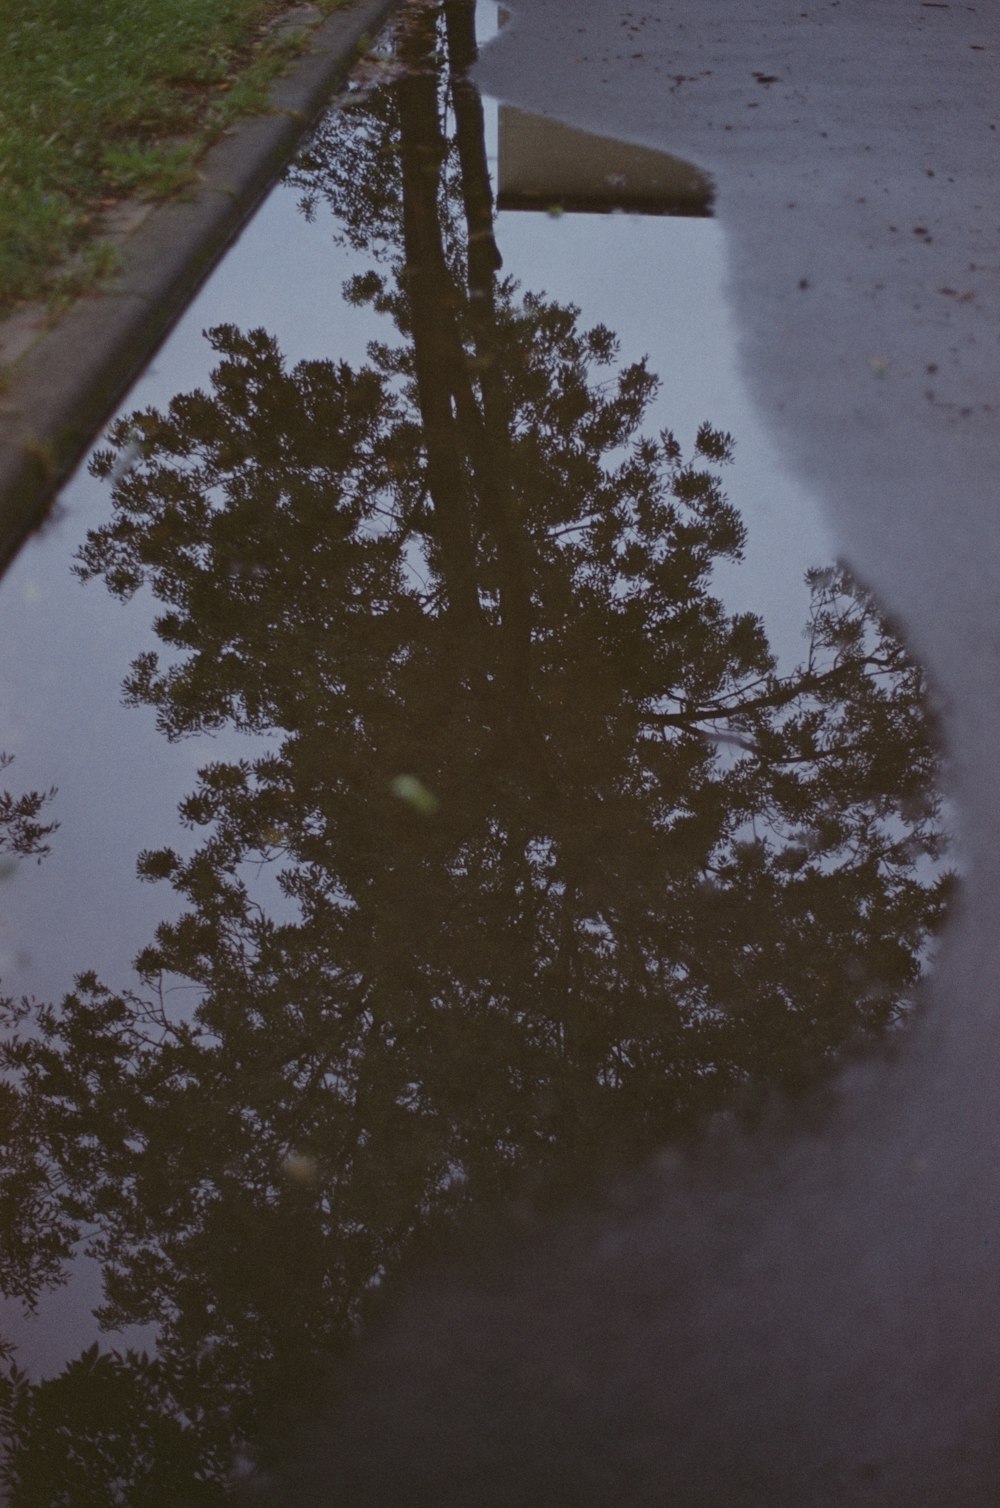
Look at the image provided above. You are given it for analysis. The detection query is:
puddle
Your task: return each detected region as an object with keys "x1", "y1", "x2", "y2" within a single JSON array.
[{"x1": 0, "y1": 1, "x2": 955, "y2": 1496}]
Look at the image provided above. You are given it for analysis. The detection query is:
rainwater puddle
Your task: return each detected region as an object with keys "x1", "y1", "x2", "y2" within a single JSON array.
[{"x1": 0, "y1": 2, "x2": 954, "y2": 1496}]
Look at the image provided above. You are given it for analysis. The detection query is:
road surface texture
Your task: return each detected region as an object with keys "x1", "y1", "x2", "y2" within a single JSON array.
[{"x1": 262, "y1": 3, "x2": 1000, "y2": 1504}]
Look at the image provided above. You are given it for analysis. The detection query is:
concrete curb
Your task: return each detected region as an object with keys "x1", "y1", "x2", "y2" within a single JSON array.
[{"x1": 0, "y1": 0, "x2": 403, "y2": 571}]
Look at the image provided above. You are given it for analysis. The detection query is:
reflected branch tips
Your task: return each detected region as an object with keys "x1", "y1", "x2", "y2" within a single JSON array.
[{"x1": 0, "y1": 2, "x2": 952, "y2": 1499}]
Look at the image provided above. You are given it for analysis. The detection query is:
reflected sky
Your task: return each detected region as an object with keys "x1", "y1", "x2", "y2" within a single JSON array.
[
  {"x1": 0, "y1": 2, "x2": 953, "y2": 1499},
  {"x1": 0, "y1": 143, "x2": 833, "y2": 1011}
]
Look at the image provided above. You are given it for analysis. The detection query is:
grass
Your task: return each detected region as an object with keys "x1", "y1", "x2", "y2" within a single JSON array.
[{"x1": 0, "y1": 0, "x2": 347, "y2": 317}]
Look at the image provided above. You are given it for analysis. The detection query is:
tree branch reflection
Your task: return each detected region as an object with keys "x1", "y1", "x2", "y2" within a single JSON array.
[{"x1": 0, "y1": 3, "x2": 951, "y2": 1498}]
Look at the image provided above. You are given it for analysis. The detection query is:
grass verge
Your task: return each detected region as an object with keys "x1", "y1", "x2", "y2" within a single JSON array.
[{"x1": 0, "y1": 0, "x2": 345, "y2": 318}]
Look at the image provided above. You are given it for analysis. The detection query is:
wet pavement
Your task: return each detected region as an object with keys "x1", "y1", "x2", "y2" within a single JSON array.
[{"x1": 0, "y1": 1, "x2": 994, "y2": 1502}]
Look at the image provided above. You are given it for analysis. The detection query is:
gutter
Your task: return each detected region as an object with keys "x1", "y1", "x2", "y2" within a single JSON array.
[{"x1": 0, "y1": 0, "x2": 404, "y2": 572}]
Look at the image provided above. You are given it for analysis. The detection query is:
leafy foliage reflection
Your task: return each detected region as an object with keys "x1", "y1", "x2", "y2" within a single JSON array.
[{"x1": 0, "y1": 2, "x2": 950, "y2": 1498}]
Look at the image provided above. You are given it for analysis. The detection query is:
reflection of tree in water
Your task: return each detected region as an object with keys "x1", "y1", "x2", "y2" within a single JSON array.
[
  {"x1": 0, "y1": 2, "x2": 951, "y2": 1499},
  {"x1": 0, "y1": 756, "x2": 57, "y2": 870},
  {"x1": 0, "y1": 758, "x2": 59, "y2": 1339}
]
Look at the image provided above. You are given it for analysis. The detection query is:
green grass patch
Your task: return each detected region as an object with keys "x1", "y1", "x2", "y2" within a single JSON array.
[{"x1": 0, "y1": 0, "x2": 345, "y2": 316}]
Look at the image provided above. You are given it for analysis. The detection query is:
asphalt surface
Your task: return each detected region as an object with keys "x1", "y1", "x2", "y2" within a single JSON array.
[
  {"x1": 267, "y1": 5, "x2": 1000, "y2": 1503},
  {"x1": 480, "y1": 6, "x2": 1000, "y2": 1498},
  {"x1": 2, "y1": 0, "x2": 998, "y2": 1498},
  {"x1": 0, "y1": 0, "x2": 402, "y2": 573}
]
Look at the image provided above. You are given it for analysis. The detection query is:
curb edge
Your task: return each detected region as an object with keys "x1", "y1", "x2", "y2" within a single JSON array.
[{"x1": 0, "y1": 0, "x2": 403, "y2": 571}]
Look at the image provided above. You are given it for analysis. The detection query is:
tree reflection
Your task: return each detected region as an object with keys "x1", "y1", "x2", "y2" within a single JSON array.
[{"x1": 0, "y1": 2, "x2": 951, "y2": 1498}]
